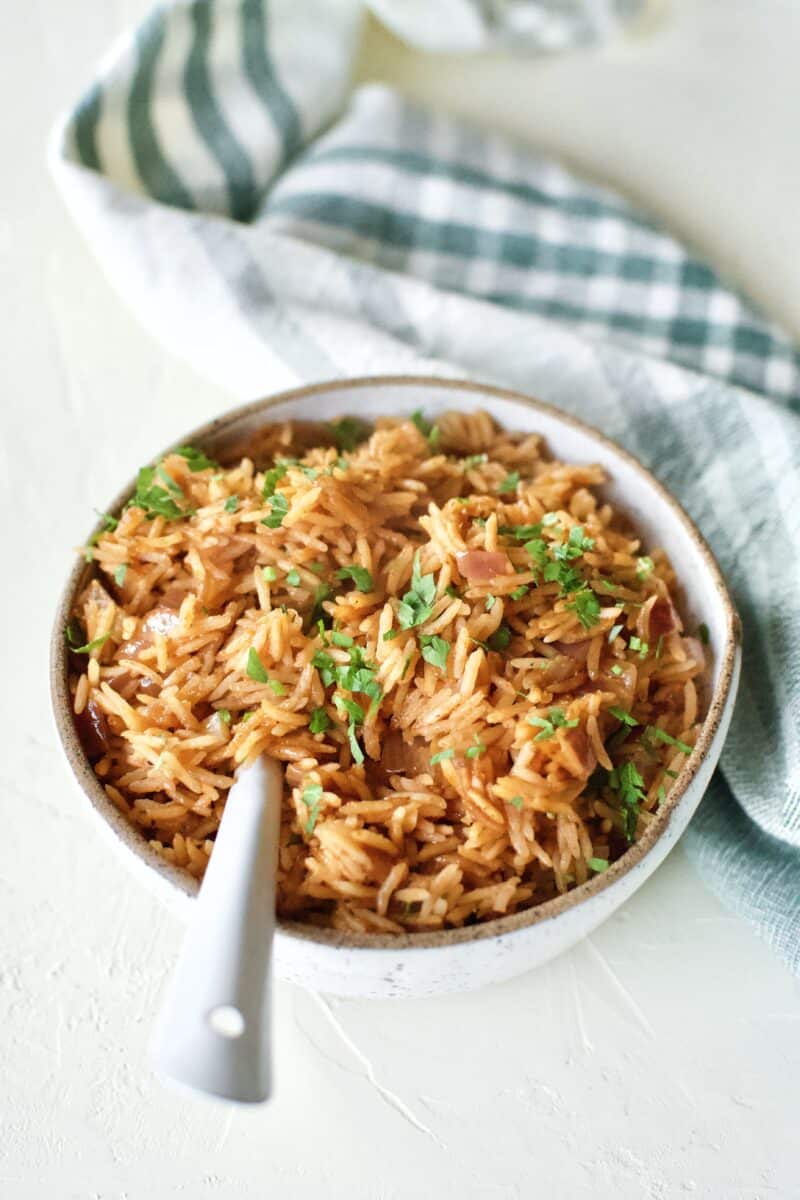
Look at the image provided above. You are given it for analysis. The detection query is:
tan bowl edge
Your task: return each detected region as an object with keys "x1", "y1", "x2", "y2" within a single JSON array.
[{"x1": 50, "y1": 374, "x2": 742, "y2": 952}]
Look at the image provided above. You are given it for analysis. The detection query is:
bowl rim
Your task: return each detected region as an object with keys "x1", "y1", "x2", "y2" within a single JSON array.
[{"x1": 51, "y1": 373, "x2": 741, "y2": 952}]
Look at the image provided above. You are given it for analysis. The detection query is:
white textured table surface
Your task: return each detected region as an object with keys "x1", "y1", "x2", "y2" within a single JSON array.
[{"x1": 3, "y1": 3, "x2": 799, "y2": 1197}]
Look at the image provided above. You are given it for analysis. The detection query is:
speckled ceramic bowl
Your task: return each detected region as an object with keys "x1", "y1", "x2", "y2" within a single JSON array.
[{"x1": 51, "y1": 377, "x2": 741, "y2": 999}]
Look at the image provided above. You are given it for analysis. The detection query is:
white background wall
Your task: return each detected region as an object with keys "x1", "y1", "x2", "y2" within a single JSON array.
[{"x1": 2, "y1": 2, "x2": 798, "y2": 1196}]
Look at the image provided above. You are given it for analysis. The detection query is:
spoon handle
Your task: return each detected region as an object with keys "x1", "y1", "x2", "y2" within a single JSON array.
[{"x1": 150, "y1": 756, "x2": 283, "y2": 1103}]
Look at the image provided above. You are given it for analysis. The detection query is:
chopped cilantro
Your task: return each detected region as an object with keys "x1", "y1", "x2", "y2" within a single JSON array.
[
  {"x1": 445, "y1": 585, "x2": 461, "y2": 599},
  {"x1": 398, "y1": 552, "x2": 436, "y2": 629},
  {"x1": 127, "y1": 465, "x2": 193, "y2": 522},
  {"x1": 463, "y1": 453, "x2": 488, "y2": 469},
  {"x1": 647, "y1": 726, "x2": 693, "y2": 756},
  {"x1": 568, "y1": 589, "x2": 600, "y2": 629},
  {"x1": 430, "y1": 747, "x2": 455, "y2": 766},
  {"x1": 657, "y1": 785, "x2": 667, "y2": 805},
  {"x1": 66, "y1": 628, "x2": 109, "y2": 655},
  {"x1": 262, "y1": 492, "x2": 288, "y2": 529},
  {"x1": 347, "y1": 724, "x2": 365, "y2": 765},
  {"x1": 419, "y1": 634, "x2": 450, "y2": 671},
  {"x1": 330, "y1": 631, "x2": 354, "y2": 648},
  {"x1": 508, "y1": 795, "x2": 524, "y2": 811},
  {"x1": 400, "y1": 654, "x2": 412, "y2": 680},
  {"x1": 588, "y1": 857, "x2": 609, "y2": 872},
  {"x1": 284, "y1": 569, "x2": 300, "y2": 587},
  {"x1": 629, "y1": 635, "x2": 648, "y2": 659},
  {"x1": 485, "y1": 594, "x2": 496, "y2": 612},
  {"x1": 528, "y1": 707, "x2": 579, "y2": 741},
  {"x1": 543, "y1": 560, "x2": 584, "y2": 594},
  {"x1": 224, "y1": 496, "x2": 239, "y2": 513},
  {"x1": 309, "y1": 561, "x2": 326, "y2": 575},
  {"x1": 262, "y1": 463, "x2": 287, "y2": 498},
  {"x1": 608, "y1": 706, "x2": 638, "y2": 727},
  {"x1": 262, "y1": 565, "x2": 278, "y2": 582},
  {"x1": 553, "y1": 525, "x2": 595, "y2": 562},
  {"x1": 176, "y1": 445, "x2": 216, "y2": 472},
  {"x1": 410, "y1": 409, "x2": 440, "y2": 450},
  {"x1": 330, "y1": 416, "x2": 370, "y2": 452},
  {"x1": 636, "y1": 556, "x2": 655, "y2": 580},
  {"x1": 509, "y1": 585, "x2": 529, "y2": 600},
  {"x1": 610, "y1": 664, "x2": 624, "y2": 677},
  {"x1": 309, "y1": 707, "x2": 331, "y2": 734},
  {"x1": 335, "y1": 564, "x2": 373, "y2": 593},
  {"x1": 465, "y1": 739, "x2": 486, "y2": 759},
  {"x1": 246, "y1": 648, "x2": 269, "y2": 683},
  {"x1": 156, "y1": 465, "x2": 183, "y2": 497},
  {"x1": 383, "y1": 629, "x2": 398, "y2": 641},
  {"x1": 114, "y1": 563, "x2": 128, "y2": 587},
  {"x1": 502, "y1": 523, "x2": 543, "y2": 540},
  {"x1": 267, "y1": 678, "x2": 286, "y2": 696},
  {"x1": 301, "y1": 783, "x2": 323, "y2": 834},
  {"x1": 608, "y1": 760, "x2": 646, "y2": 842},
  {"x1": 498, "y1": 470, "x2": 520, "y2": 494}
]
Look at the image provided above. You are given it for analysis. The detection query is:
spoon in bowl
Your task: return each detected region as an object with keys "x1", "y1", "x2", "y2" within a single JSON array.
[{"x1": 150, "y1": 755, "x2": 283, "y2": 1103}]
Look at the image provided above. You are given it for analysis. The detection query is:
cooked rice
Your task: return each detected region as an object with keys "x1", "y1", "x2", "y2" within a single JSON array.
[{"x1": 68, "y1": 409, "x2": 707, "y2": 933}]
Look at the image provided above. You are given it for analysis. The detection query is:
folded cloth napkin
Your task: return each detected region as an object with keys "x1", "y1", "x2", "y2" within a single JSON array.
[{"x1": 50, "y1": 0, "x2": 800, "y2": 972}]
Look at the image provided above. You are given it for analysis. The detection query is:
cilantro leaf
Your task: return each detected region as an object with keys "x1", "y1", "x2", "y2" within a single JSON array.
[
  {"x1": 309, "y1": 707, "x2": 331, "y2": 734},
  {"x1": 285, "y1": 569, "x2": 301, "y2": 587},
  {"x1": 397, "y1": 551, "x2": 436, "y2": 629},
  {"x1": 224, "y1": 496, "x2": 239, "y2": 513},
  {"x1": 262, "y1": 492, "x2": 288, "y2": 529},
  {"x1": 568, "y1": 589, "x2": 600, "y2": 629},
  {"x1": 262, "y1": 463, "x2": 287, "y2": 498},
  {"x1": 498, "y1": 471, "x2": 520, "y2": 494},
  {"x1": 608, "y1": 760, "x2": 646, "y2": 842},
  {"x1": 329, "y1": 417, "x2": 370, "y2": 452},
  {"x1": 608, "y1": 706, "x2": 638, "y2": 727},
  {"x1": 430, "y1": 748, "x2": 455, "y2": 766},
  {"x1": 588, "y1": 857, "x2": 609, "y2": 872},
  {"x1": 419, "y1": 634, "x2": 450, "y2": 671},
  {"x1": 508, "y1": 795, "x2": 524, "y2": 811},
  {"x1": 127, "y1": 465, "x2": 193, "y2": 522},
  {"x1": 176, "y1": 445, "x2": 217, "y2": 472},
  {"x1": 114, "y1": 564, "x2": 128, "y2": 587},
  {"x1": 65, "y1": 628, "x2": 109, "y2": 655},
  {"x1": 335, "y1": 565, "x2": 373, "y2": 593},
  {"x1": 246, "y1": 647, "x2": 269, "y2": 683},
  {"x1": 636, "y1": 556, "x2": 655, "y2": 580},
  {"x1": 301, "y1": 783, "x2": 323, "y2": 834},
  {"x1": 463, "y1": 453, "x2": 488, "y2": 469},
  {"x1": 262, "y1": 565, "x2": 278, "y2": 582},
  {"x1": 528, "y1": 707, "x2": 579, "y2": 741},
  {"x1": 647, "y1": 726, "x2": 693, "y2": 756}
]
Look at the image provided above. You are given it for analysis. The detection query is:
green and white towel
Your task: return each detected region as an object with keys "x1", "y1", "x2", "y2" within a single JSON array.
[{"x1": 51, "y1": 0, "x2": 800, "y2": 973}]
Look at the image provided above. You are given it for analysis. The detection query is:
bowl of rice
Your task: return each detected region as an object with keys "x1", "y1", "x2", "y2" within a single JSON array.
[{"x1": 52, "y1": 376, "x2": 740, "y2": 998}]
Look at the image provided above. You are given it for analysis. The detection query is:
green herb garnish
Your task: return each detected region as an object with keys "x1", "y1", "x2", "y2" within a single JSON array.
[
  {"x1": 528, "y1": 707, "x2": 579, "y2": 741},
  {"x1": 262, "y1": 565, "x2": 278, "y2": 582},
  {"x1": 383, "y1": 629, "x2": 398, "y2": 642},
  {"x1": 465, "y1": 740, "x2": 485, "y2": 759},
  {"x1": 498, "y1": 471, "x2": 520, "y2": 494},
  {"x1": 610, "y1": 664, "x2": 624, "y2": 677},
  {"x1": 636, "y1": 556, "x2": 655, "y2": 580},
  {"x1": 398, "y1": 552, "x2": 436, "y2": 630},
  {"x1": 309, "y1": 707, "x2": 331, "y2": 734},
  {"x1": 128, "y1": 465, "x2": 193, "y2": 522},
  {"x1": 224, "y1": 496, "x2": 239, "y2": 513},
  {"x1": 509, "y1": 585, "x2": 529, "y2": 601},
  {"x1": 262, "y1": 463, "x2": 287, "y2": 498},
  {"x1": 262, "y1": 493, "x2": 288, "y2": 529},
  {"x1": 553, "y1": 525, "x2": 594, "y2": 562},
  {"x1": 335, "y1": 565, "x2": 373, "y2": 593},
  {"x1": 218, "y1": 708, "x2": 232, "y2": 725},
  {"x1": 463, "y1": 453, "x2": 488, "y2": 469},
  {"x1": 176, "y1": 445, "x2": 217, "y2": 472},
  {"x1": 330, "y1": 631, "x2": 354, "y2": 648},
  {"x1": 66, "y1": 628, "x2": 109, "y2": 655},
  {"x1": 419, "y1": 634, "x2": 450, "y2": 671},
  {"x1": 485, "y1": 594, "x2": 496, "y2": 612},
  {"x1": 330, "y1": 416, "x2": 370, "y2": 452},
  {"x1": 267, "y1": 678, "x2": 286, "y2": 696},
  {"x1": 568, "y1": 589, "x2": 600, "y2": 629},
  {"x1": 285, "y1": 569, "x2": 301, "y2": 587},
  {"x1": 430, "y1": 748, "x2": 455, "y2": 766},
  {"x1": 588, "y1": 857, "x2": 609, "y2": 872},
  {"x1": 647, "y1": 726, "x2": 693, "y2": 756},
  {"x1": 608, "y1": 760, "x2": 646, "y2": 842},
  {"x1": 301, "y1": 783, "x2": 323, "y2": 834},
  {"x1": 114, "y1": 564, "x2": 128, "y2": 587},
  {"x1": 508, "y1": 795, "x2": 524, "y2": 811},
  {"x1": 246, "y1": 647, "x2": 269, "y2": 683},
  {"x1": 629, "y1": 635, "x2": 648, "y2": 659},
  {"x1": 608, "y1": 706, "x2": 638, "y2": 727}
]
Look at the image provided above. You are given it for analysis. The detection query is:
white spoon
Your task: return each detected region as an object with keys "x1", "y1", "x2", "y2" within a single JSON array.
[{"x1": 150, "y1": 756, "x2": 283, "y2": 1103}]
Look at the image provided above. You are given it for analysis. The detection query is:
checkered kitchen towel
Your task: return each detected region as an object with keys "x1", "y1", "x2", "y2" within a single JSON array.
[{"x1": 51, "y1": 0, "x2": 800, "y2": 972}]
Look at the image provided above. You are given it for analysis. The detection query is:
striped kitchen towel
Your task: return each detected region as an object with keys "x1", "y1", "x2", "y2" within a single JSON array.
[{"x1": 50, "y1": 0, "x2": 800, "y2": 972}]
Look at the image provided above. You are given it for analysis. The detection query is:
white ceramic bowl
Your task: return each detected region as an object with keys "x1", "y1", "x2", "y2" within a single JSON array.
[{"x1": 52, "y1": 376, "x2": 741, "y2": 998}]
